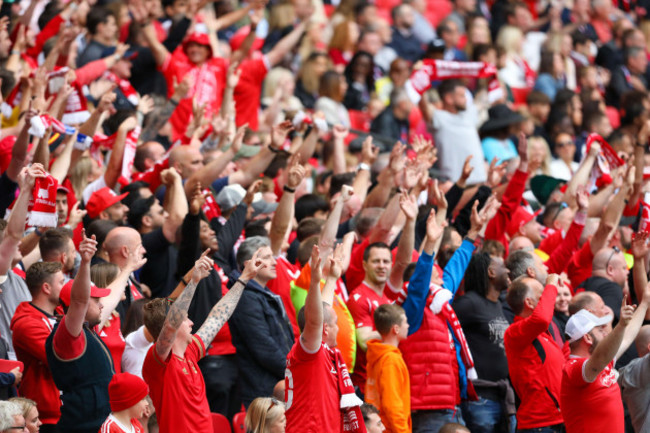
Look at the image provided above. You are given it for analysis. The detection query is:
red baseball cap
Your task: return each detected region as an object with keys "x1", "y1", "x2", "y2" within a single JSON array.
[
  {"x1": 60, "y1": 280, "x2": 111, "y2": 308},
  {"x1": 507, "y1": 207, "x2": 542, "y2": 238},
  {"x1": 183, "y1": 32, "x2": 213, "y2": 57},
  {"x1": 86, "y1": 187, "x2": 128, "y2": 219}
]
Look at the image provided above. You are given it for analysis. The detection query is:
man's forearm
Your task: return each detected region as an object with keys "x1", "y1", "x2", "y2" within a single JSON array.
[{"x1": 196, "y1": 281, "x2": 245, "y2": 344}]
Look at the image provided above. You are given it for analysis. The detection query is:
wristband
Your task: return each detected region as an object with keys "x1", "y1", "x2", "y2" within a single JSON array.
[
  {"x1": 170, "y1": 98, "x2": 179, "y2": 106},
  {"x1": 357, "y1": 162, "x2": 370, "y2": 171},
  {"x1": 269, "y1": 146, "x2": 280, "y2": 153},
  {"x1": 236, "y1": 278, "x2": 248, "y2": 287},
  {"x1": 181, "y1": 278, "x2": 189, "y2": 286},
  {"x1": 10, "y1": 50, "x2": 20, "y2": 55},
  {"x1": 283, "y1": 185, "x2": 296, "y2": 193},
  {"x1": 34, "y1": 228, "x2": 44, "y2": 237},
  {"x1": 74, "y1": 133, "x2": 93, "y2": 151}
]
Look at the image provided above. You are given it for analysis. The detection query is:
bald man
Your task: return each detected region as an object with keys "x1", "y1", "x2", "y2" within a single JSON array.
[
  {"x1": 168, "y1": 146, "x2": 204, "y2": 181},
  {"x1": 103, "y1": 227, "x2": 147, "y2": 316},
  {"x1": 619, "y1": 325, "x2": 650, "y2": 433},
  {"x1": 577, "y1": 247, "x2": 629, "y2": 323}
]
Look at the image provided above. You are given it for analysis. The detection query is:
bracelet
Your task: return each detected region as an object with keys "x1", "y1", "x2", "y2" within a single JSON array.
[
  {"x1": 357, "y1": 162, "x2": 370, "y2": 171},
  {"x1": 181, "y1": 278, "x2": 189, "y2": 286},
  {"x1": 236, "y1": 278, "x2": 248, "y2": 287},
  {"x1": 10, "y1": 50, "x2": 20, "y2": 55},
  {"x1": 283, "y1": 185, "x2": 296, "y2": 193},
  {"x1": 34, "y1": 228, "x2": 43, "y2": 237}
]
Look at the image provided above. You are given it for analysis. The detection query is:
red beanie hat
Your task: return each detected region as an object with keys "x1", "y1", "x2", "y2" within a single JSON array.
[{"x1": 108, "y1": 372, "x2": 149, "y2": 413}]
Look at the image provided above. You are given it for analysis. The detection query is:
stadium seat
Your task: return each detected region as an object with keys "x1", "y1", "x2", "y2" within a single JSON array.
[
  {"x1": 232, "y1": 412, "x2": 246, "y2": 433},
  {"x1": 211, "y1": 413, "x2": 232, "y2": 433}
]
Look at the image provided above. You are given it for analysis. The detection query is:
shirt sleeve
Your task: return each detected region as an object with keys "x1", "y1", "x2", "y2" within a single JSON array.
[
  {"x1": 346, "y1": 239, "x2": 370, "y2": 293},
  {"x1": 564, "y1": 358, "x2": 590, "y2": 386},
  {"x1": 52, "y1": 316, "x2": 87, "y2": 361},
  {"x1": 347, "y1": 292, "x2": 373, "y2": 329}
]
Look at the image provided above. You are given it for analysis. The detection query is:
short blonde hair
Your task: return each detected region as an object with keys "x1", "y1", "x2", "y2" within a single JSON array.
[
  {"x1": 245, "y1": 397, "x2": 285, "y2": 433},
  {"x1": 496, "y1": 25, "x2": 524, "y2": 55},
  {"x1": 263, "y1": 68, "x2": 295, "y2": 100},
  {"x1": 8, "y1": 397, "x2": 36, "y2": 420}
]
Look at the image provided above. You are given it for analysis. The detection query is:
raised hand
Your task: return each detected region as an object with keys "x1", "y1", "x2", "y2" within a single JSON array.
[
  {"x1": 486, "y1": 157, "x2": 507, "y2": 188},
  {"x1": 428, "y1": 178, "x2": 448, "y2": 209},
  {"x1": 227, "y1": 62, "x2": 242, "y2": 89},
  {"x1": 426, "y1": 208, "x2": 447, "y2": 242},
  {"x1": 189, "y1": 182, "x2": 207, "y2": 215},
  {"x1": 67, "y1": 202, "x2": 87, "y2": 228},
  {"x1": 18, "y1": 163, "x2": 46, "y2": 191},
  {"x1": 340, "y1": 184, "x2": 354, "y2": 202},
  {"x1": 402, "y1": 160, "x2": 422, "y2": 190},
  {"x1": 231, "y1": 124, "x2": 247, "y2": 155},
  {"x1": 546, "y1": 273, "x2": 560, "y2": 287},
  {"x1": 191, "y1": 250, "x2": 214, "y2": 284},
  {"x1": 631, "y1": 231, "x2": 650, "y2": 259},
  {"x1": 327, "y1": 243, "x2": 345, "y2": 280},
  {"x1": 517, "y1": 132, "x2": 528, "y2": 163},
  {"x1": 481, "y1": 194, "x2": 501, "y2": 222},
  {"x1": 172, "y1": 75, "x2": 192, "y2": 101},
  {"x1": 389, "y1": 142, "x2": 406, "y2": 175},
  {"x1": 399, "y1": 190, "x2": 418, "y2": 221},
  {"x1": 588, "y1": 140, "x2": 602, "y2": 158},
  {"x1": 126, "y1": 243, "x2": 148, "y2": 272},
  {"x1": 332, "y1": 124, "x2": 349, "y2": 141},
  {"x1": 79, "y1": 230, "x2": 98, "y2": 263},
  {"x1": 619, "y1": 295, "x2": 635, "y2": 327},
  {"x1": 271, "y1": 120, "x2": 294, "y2": 149},
  {"x1": 286, "y1": 153, "x2": 306, "y2": 189},
  {"x1": 310, "y1": 245, "x2": 322, "y2": 282},
  {"x1": 243, "y1": 180, "x2": 263, "y2": 206},
  {"x1": 576, "y1": 185, "x2": 590, "y2": 211},
  {"x1": 137, "y1": 94, "x2": 155, "y2": 115},
  {"x1": 160, "y1": 167, "x2": 181, "y2": 186},
  {"x1": 96, "y1": 89, "x2": 117, "y2": 113},
  {"x1": 457, "y1": 155, "x2": 473, "y2": 188},
  {"x1": 360, "y1": 135, "x2": 379, "y2": 165},
  {"x1": 241, "y1": 248, "x2": 266, "y2": 281},
  {"x1": 119, "y1": 116, "x2": 138, "y2": 132}
]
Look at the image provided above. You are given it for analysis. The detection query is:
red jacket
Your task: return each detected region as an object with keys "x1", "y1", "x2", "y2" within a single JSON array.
[
  {"x1": 485, "y1": 169, "x2": 528, "y2": 254},
  {"x1": 400, "y1": 307, "x2": 460, "y2": 410},
  {"x1": 544, "y1": 215, "x2": 585, "y2": 275},
  {"x1": 504, "y1": 284, "x2": 566, "y2": 429},
  {"x1": 10, "y1": 302, "x2": 61, "y2": 424}
]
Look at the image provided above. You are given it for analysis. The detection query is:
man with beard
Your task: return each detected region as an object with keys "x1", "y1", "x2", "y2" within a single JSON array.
[
  {"x1": 419, "y1": 78, "x2": 487, "y2": 184},
  {"x1": 39, "y1": 228, "x2": 78, "y2": 280},
  {"x1": 45, "y1": 232, "x2": 115, "y2": 433},
  {"x1": 561, "y1": 287, "x2": 648, "y2": 433}
]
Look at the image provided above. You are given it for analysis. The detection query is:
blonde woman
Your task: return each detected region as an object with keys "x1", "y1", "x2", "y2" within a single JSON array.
[
  {"x1": 527, "y1": 136, "x2": 553, "y2": 176},
  {"x1": 295, "y1": 52, "x2": 330, "y2": 109},
  {"x1": 69, "y1": 156, "x2": 102, "y2": 201},
  {"x1": 496, "y1": 25, "x2": 536, "y2": 90},
  {"x1": 9, "y1": 398, "x2": 41, "y2": 433},
  {"x1": 245, "y1": 398, "x2": 286, "y2": 433},
  {"x1": 261, "y1": 68, "x2": 304, "y2": 127}
]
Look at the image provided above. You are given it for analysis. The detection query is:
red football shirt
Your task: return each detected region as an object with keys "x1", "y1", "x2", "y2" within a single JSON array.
[
  {"x1": 267, "y1": 256, "x2": 301, "y2": 337},
  {"x1": 233, "y1": 56, "x2": 269, "y2": 131},
  {"x1": 142, "y1": 335, "x2": 211, "y2": 433},
  {"x1": 99, "y1": 415, "x2": 144, "y2": 433},
  {"x1": 560, "y1": 357, "x2": 624, "y2": 433},
  {"x1": 96, "y1": 313, "x2": 125, "y2": 373},
  {"x1": 346, "y1": 282, "x2": 392, "y2": 392},
  {"x1": 285, "y1": 341, "x2": 340, "y2": 433}
]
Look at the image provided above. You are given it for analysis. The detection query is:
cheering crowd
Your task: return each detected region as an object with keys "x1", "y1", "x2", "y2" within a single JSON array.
[{"x1": 0, "y1": 0, "x2": 649, "y2": 432}]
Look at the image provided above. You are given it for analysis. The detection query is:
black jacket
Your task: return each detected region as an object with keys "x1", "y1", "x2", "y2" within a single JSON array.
[{"x1": 229, "y1": 278, "x2": 295, "y2": 407}]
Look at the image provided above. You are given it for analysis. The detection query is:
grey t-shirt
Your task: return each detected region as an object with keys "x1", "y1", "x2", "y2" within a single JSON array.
[
  {"x1": 0, "y1": 271, "x2": 31, "y2": 357},
  {"x1": 431, "y1": 99, "x2": 487, "y2": 185},
  {"x1": 619, "y1": 354, "x2": 650, "y2": 433}
]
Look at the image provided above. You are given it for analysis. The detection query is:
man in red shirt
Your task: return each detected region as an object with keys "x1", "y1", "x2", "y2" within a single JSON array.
[
  {"x1": 560, "y1": 289, "x2": 648, "y2": 433},
  {"x1": 142, "y1": 249, "x2": 264, "y2": 433},
  {"x1": 347, "y1": 242, "x2": 398, "y2": 393},
  {"x1": 285, "y1": 246, "x2": 364, "y2": 433},
  {"x1": 11, "y1": 261, "x2": 65, "y2": 429},
  {"x1": 504, "y1": 274, "x2": 566, "y2": 432}
]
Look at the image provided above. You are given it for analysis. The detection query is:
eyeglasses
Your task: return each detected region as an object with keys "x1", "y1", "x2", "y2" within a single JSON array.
[
  {"x1": 551, "y1": 202, "x2": 568, "y2": 224},
  {"x1": 267, "y1": 398, "x2": 282, "y2": 412},
  {"x1": 7, "y1": 426, "x2": 26, "y2": 430},
  {"x1": 605, "y1": 246, "x2": 621, "y2": 269}
]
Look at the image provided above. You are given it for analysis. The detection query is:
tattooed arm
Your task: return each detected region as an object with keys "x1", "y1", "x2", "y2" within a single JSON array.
[
  {"x1": 155, "y1": 252, "x2": 213, "y2": 360},
  {"x1": 195, "y1": 248, "x2": 266, "y2": 346}
]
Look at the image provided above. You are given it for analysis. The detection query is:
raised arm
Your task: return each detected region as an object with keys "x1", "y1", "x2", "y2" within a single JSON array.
[
  {"x1": 65, "y1": 232, "x2": 98, "y2": 338},
  {"x1": 98, "y1": 252, "x2": 147, "y2": 330},
  {"x1": 140, "y1": 21, "x2": 171, "y2": 68},
  {"x1": 229, "y1": 121, "x2": 292, "y2": 186},
  {"x1": 269, "y1": 153, "x2": 305, "y2": 256},
  {"x1": 6, "y1": 107, "x2": 38, "y2": 181},
  {"x1": 319, "y1": 185, "x2": 353, "y2": 260},
  {"x1": 160, "y1": 168, "x2": 189, "y2": 243},
  {"x1": 155, "y1": 253, "x2": 213, "y2": 360},
  {"x1": 0, "y1": 165, "x2": 46, "y2": 275},
  {"x1": 196, "y1": 248, "x2": 265, "y2": 345},
  {"x1": 617, "y1": 284, "x2": 650, "y2": 359},
  {"x1": 353, "y1": 136, "x2": 379, "y2": 205},
  {"x1": 562, "y1": 141, "x2": 599, "y2": 208},
  {"x1": 266, "y1": 21, "x2": 307, "y2": 67},
  {"x1": 300, "y1": 246, "x2": 324, "y2": 353},
  {"x1": 104, "y1": 117, "x2": 138, "y2": 189},
  {"x1": 584, "y1": 299, "x2": 635, "y2": 382},
  {"x1": 630, "y1": 232, "x2": 650, "y2": 315},
  {"x1": 389, "y1": 192, "x2": 417, "y2": 289}
]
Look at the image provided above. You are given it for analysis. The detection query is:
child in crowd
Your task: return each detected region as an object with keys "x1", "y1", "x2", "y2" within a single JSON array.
[
  {"x1": 365, "y1": 304, "x2": 411, "y2": 433},
  {"x1": 100, "y1": 372, "x2": 149, "y2": 433}
]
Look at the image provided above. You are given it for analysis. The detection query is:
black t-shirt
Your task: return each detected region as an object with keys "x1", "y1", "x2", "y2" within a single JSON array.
[
  {"x1": 140, "y1": 228, "x2": 178, "y2": 298},
  {"x1": 453, "y1": 291, "x2": 510, "y2": 385}
]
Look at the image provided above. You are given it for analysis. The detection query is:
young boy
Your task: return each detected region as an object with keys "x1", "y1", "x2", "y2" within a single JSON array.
[
  {"x1": 100, "y1": 372, "x2": 149, "y2": 433},
  {"x1": 365, "y1": 304, "x2": 411, "y2": 433}
]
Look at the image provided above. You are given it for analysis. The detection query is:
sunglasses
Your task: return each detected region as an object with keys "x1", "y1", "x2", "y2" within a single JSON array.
[
  {"x1": 555, "y1": 140, "x2": 574, "y2": 148},
  {"x1": 605, "y1": 246, "x2": 621, "y2": 269}
]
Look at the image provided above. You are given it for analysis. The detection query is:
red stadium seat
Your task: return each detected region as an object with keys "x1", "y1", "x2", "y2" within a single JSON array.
[
  {"x1": 211, "y1": 413, "x2": 232, "y2": 433},
  {"x1": 232, "y1": 412, "x2": 246, "y2": 433}
]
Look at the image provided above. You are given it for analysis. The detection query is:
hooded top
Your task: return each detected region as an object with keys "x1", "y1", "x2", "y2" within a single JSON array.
[{"x1": 364, "y1": 339, "x2": 411, "y2": 433}]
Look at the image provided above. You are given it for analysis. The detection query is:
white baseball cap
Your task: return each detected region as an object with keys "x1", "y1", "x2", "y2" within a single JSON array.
[{"x1": 565, "y1": 309, "x2": 613, "y2": 343}]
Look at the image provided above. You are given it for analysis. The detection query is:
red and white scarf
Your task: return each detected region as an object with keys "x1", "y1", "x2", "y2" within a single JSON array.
[
  {"x1": 586, "y1": 133, "x2": 625, "y2": 190},
  {"x1": 28, "y1": 114, "x2": 75, "y2": 138},
  {"x1": 27, "y1": 174, "x2": 59, "y2": 227},
  {"x1": 103, "y1": 71, "x2": 139, "y2": 106},
  {"x1": 406, "y1": 59, "x2": 498, "y2": 103},
  {"x1": 329, "y1": 346, "x2": 366, "y2": 433}
]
